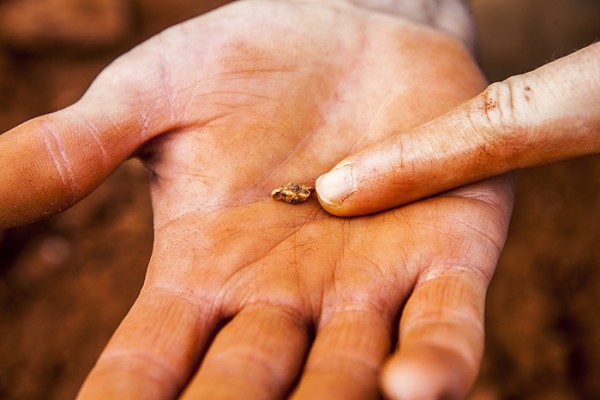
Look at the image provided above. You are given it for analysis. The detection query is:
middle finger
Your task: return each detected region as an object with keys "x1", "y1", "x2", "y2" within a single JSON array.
[{"x1": 181, "y1": 303, "x2": 310, "y2": 399}]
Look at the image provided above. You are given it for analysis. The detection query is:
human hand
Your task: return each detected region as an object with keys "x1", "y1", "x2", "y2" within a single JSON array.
[
  {"x1": 0, "y1": 0, "x2": 513, "y2": 399},
  {"x1": 315, "y1": 42, "x2": 600, "y2": 216}
]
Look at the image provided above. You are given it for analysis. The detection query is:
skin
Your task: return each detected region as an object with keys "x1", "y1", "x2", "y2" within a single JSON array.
[
  {"x1": 315, "y1": 41, "x2": 600, "y2": 216},
  {"x1": 0, "y1": 0, "x2": 513, "y2": 399}
]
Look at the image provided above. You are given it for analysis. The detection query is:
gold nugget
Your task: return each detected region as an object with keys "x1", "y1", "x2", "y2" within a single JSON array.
[{"x1": 271, "y1": 183, "x2": 314, "y2": 204}]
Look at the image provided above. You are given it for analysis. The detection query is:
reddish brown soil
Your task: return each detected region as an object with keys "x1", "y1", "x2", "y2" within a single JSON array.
[{"x1": 1, "y1": 1, "x2": 599, "y2": 399}]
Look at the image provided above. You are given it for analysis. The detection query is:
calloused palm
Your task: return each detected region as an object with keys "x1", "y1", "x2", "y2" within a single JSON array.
[{"x1": 0, "y1": 1, "x2": 513, "y2": 399}]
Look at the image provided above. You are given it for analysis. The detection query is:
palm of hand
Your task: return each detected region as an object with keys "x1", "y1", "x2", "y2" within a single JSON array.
[{"x1": 79, "y1": 1, "x2": 513, "y2": 399}]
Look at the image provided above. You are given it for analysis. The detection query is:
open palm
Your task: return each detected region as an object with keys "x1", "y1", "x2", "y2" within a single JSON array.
[{"x1": 0, "y1": 1, "x2": 513, "y2": 399}]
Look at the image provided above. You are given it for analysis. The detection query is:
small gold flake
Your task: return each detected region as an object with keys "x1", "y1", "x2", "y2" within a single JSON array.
[{"x1": 271, "y1": 183, "x2": 314, "y2": 204}]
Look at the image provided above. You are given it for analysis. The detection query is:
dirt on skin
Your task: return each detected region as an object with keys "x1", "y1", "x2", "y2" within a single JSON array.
[{"x1": 1, "y1": 1, "x2": 599, "y2": 399}]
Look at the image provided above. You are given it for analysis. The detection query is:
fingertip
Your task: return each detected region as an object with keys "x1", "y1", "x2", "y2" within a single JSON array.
[
  {"x1": 315, "y1": 190, "x2": 354, "y2": 217},
  {"x1": 315, "y1": 161, "x2": 354, "y2": 203},
  {"x1": 315, "y1": 161, "x2": 359, "y2": 217},
  {"x1": 315, "y1": 136, "x2": 422, "y2": 217},
  {"x1": 315, "y1": 158, "x2": 396, "y2": 217},
  {"x1": 381, "y1": 347, "x2": 472, "y2": 400}
]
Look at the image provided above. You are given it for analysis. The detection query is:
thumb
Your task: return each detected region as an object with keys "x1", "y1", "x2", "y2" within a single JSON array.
[
  {"x1": 0, "y1": 91, "x2": 144, "y2": 229},
  {"x1": 316, "y1": 42, "x2": 600, "y2": 217}
]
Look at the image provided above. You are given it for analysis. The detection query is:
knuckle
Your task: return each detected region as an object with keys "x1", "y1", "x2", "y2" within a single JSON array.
[
  {"x1": 38, "y1": 117, "x2": 78, "y2": 195},
  {"x1": 478, "y1": 80, "x2": 518, "y2": 131},
  {"x1": 467, "y1": 78, "x2": 534, "y2": 164}
]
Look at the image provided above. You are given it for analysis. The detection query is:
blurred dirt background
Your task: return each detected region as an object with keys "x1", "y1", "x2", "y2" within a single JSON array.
[{"x1": 0, "y1": 0, "x2": 599, "y2": 399}]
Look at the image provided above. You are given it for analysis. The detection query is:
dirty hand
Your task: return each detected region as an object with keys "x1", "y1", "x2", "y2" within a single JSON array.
[
  {"x1": 0, "y1": 0, "x2": 512, "y2": 399},
  {"x1": 316, "y1": 42, "x2": 600, "y2": 216}
]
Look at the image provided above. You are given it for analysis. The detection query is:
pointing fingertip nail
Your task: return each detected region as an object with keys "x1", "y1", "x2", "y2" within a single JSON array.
[{"x1": 316, "y1": 162, "x2": 355, "y2": 206}]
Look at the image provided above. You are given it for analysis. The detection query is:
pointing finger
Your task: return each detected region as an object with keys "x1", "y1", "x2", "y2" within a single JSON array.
[{"x1": 316, "y1": 42, "x2": 600, "y2": 216}]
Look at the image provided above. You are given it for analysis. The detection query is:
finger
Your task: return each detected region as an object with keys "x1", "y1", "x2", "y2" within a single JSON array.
[
  {"x1": 181, "y1": 304, "x2": 310, "y2": 400},
  {"x1": 316, "y1": 42, "x2": 600, "y2": 216},
  {"x1": 381, "y1": 269, "x2": 489, "y2": 400},
  {"x1": 0, "y1": 95, "x2": 143, "y2": 229},
  {"x1": 291, "y1": 305, "x2": 391, "y2": 400},
  {"x1": 78, "y1": 286, "x2": 217, "y2": 400}
]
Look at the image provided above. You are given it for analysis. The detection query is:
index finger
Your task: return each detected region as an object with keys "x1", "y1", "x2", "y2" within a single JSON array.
[{"x1": 316, "y1": 42, "x2": 600, "y2": 217}]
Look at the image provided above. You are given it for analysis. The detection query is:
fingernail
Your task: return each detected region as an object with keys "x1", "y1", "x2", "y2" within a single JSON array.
[{"x1": 316, "y1": 162, "x2": 355, "y2": 206}]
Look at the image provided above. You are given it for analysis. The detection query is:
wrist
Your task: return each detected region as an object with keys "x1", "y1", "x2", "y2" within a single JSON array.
[{"x1": 348, "y1": 0, "x2": 476, "y2": 51}]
